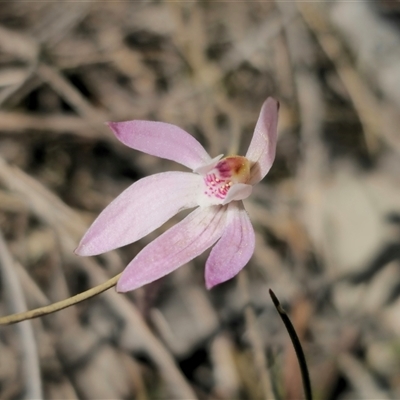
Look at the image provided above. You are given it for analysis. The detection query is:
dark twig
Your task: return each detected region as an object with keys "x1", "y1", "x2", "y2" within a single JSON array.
[{"x1": 269, "y1": 289, "x2": 313, "y2": 400}]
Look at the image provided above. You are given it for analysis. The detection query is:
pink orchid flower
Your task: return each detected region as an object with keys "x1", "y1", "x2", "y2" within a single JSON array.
[{"x1": 75, "y1": 97, "x2": 279, "y2": 291}]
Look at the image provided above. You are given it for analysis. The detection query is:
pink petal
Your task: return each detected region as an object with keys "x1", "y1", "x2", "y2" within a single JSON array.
[
  {"x1": 193, "y1": 154, "x2": 223, "y2": 175},
  {"x1": 108, "y1": 121, "x2": 212, "y2": 170},
  {"x1": 245, "y1": 97, "x2": 279, "y2": 184},
  {"x1": 205, "y1": 202, "x2": 255, "y2": 289},
  {"x1": 222, "y1": 183, "x2": 252, "y2": 205},
  {"x1": 117, "y1": 206, "x2": 227, "y2": 292},
  {"x1": 75, "y1": 172, "x2": 202, "y2": 256}
]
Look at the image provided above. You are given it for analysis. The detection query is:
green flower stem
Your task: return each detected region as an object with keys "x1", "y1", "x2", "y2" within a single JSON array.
[{"x1": 0, "y1": 273, "x2": 121, "y2": 325}]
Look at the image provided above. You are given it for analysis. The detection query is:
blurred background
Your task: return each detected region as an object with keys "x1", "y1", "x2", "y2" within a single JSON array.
[{"x1": 1, "y1": 1, "x2": 400, "y2": 399}]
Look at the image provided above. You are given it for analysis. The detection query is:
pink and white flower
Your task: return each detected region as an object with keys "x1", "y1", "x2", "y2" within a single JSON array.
[{"x1": 75, "y1": 97, "x2": 279, "y2": 291}]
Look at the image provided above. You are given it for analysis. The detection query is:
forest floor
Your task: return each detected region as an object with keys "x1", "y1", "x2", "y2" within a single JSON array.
[{"x1": 1, "y1": 2, "x2": 400, "y2": 399}]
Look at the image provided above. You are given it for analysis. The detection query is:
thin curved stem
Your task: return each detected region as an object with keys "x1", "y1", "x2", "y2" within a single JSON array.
[{"x1": 0, "y1": 273, "x2": 121, "y2": 325}]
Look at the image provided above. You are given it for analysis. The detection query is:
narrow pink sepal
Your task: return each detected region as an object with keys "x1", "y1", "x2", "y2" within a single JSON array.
[
  {"x1": 205, "y1": 202, "x2": 255, "y2": 289},
  {"x1": 75, "y1": 172, "x2": 202, "y2": 256},
  {"x1": 108, "y1": 120, "x2": 211, "y2": 170},
  {"x1": 116, "y1": 206, "x2": 227, "y2": 292},
  {"x1": 246, "y1": 97, "x2": 279, "y2": 184}
]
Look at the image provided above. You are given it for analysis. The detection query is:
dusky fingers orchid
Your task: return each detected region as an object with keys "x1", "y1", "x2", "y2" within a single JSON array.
[{"x1": 75, "y1": 97, "x2": 279, "y2": 291}]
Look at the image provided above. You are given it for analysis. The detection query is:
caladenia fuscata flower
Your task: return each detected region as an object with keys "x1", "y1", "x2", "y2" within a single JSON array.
[{"x1": 75, "y1": 97, "x2": 279, "y2": 291}]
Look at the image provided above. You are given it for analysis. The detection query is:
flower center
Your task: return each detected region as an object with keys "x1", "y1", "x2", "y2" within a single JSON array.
[{"x1": 203, "y1": 156, "x2": 250, "y2": 201}]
